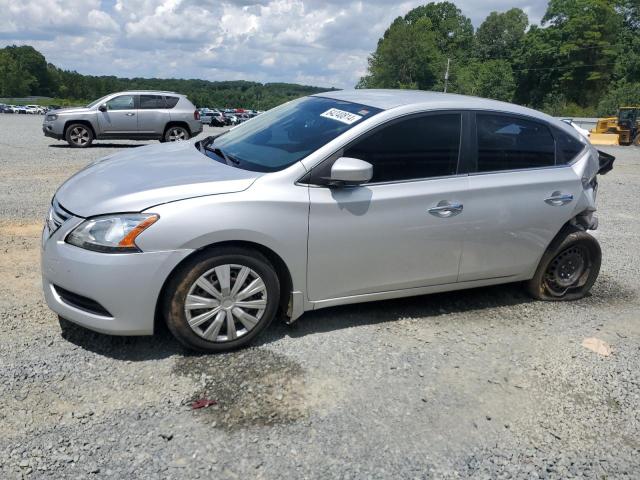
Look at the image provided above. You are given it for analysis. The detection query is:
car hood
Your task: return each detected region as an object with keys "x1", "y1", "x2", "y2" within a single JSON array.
[
  {"x1": 55, "y1": 141, "x2": 261, "y2": 217},
  {"x1": 52, "y1": 107, "x2": 96, "y2": 115}
]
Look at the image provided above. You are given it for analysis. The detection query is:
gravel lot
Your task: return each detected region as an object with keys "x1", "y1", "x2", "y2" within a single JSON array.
[{"x1": 1, "y1": 114, "x2": 639, "y2": 479}]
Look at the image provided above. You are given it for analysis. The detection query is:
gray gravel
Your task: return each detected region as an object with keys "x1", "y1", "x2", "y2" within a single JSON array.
[{"x1": 1, "y1": 114, "x2": 640, "y2": 479}]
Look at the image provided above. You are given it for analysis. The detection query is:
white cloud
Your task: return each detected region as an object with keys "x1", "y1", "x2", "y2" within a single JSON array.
[{"x1": 0, "y1": 0, "x2": 548, "y2": 88}]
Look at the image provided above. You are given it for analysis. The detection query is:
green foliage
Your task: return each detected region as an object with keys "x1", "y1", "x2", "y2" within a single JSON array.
[
  {"x1": 360, "y1": 0, "x2": 639, "y2": 115},
  {"x1": 597, "y1": 81, "x2": 640, "y2": 116},
  {"x1": 455, "y1": 60, "x2": 516, "y2": 102},
  {"x1": 0, "y1": 45, "x2": 332, "y2": 109},
  {"x1": 475, "y1": 9, "x2": 528, "y2": 61}
]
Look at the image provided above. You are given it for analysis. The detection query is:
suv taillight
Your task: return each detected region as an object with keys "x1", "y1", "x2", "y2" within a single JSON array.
[{"x1": 194, "y1": 110, "x2": 200, "y2": 121}]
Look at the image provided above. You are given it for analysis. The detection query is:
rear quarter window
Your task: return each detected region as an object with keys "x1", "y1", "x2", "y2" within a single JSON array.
[
  {"x1": 554, "y1": 128, "x2": 586, "y2": 165},
  {"x1": 164, "y1": 96, "x2": 179, "y2": 109}
]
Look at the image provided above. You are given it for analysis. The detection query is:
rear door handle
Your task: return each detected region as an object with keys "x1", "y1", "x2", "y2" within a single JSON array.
[
  {"x1": 125, "y1": 113, "x2": 135, "y2": 116},
  {"x1": 428, "y1": 201, "x2": 463, "y2": 218},
  {"x1": 545, "y1": 192, "x2": 574, "y2": 206}
]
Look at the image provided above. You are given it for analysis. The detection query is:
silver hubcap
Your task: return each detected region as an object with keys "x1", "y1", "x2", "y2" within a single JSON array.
[
  {"x1": 168, "y1": 128, "x2": 187, "y2": 141},
  {"x1": 185, "y1": 264, "x2": 267, "y2": 342},
  {"x1": 69, "y1": 127, "x2": 89, "y2": 145}
]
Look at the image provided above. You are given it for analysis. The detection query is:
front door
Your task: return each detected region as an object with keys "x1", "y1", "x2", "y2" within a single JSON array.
[
  {"x1": 307, "y1": 112, "x2": 467, "y2": 302},
  {"x1": 98, "y1": 94, "x2": 138, "y2": 134}
]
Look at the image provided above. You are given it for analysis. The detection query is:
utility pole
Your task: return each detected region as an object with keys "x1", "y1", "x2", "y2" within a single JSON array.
[{"x1": 444, "y1": 58, "x2": 450, "y2": 93}]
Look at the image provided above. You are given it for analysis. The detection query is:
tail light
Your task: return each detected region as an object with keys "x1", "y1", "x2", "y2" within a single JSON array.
[{"x1": 194, "y1": 110, "x2": 200, "y2": 121}]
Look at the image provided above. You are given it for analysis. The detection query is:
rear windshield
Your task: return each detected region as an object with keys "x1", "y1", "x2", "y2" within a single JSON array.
[{"x1": 201, "y1": 96, "x2": 381, "y2": 172}]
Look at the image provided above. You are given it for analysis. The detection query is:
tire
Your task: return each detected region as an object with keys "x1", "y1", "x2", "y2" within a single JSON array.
[
  {"x1": 164, "y1": 247, "x2": 280, "y2": 352},
  {"x1": 526, "y1": 227, "x2": 601, "y2": 301},
  {"x1": 65, "y1": 123, "x2": 93, "y2": 148},
  {"x1": 633, "y1": 134, "x2": 640, "y2": 147},
  {"x1": 164, "y1": 125, "x2": 190, "y2": 142}
]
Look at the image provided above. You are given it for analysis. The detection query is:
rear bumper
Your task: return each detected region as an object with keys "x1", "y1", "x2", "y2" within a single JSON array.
[{"x1": 41, "y1": 221, "x2": 193, "y2": 335}]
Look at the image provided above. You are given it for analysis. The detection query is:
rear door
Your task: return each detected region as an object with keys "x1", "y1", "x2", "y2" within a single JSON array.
[
  {"x1": 137, "y1": 94, "x2": 168, "y2": 136},
  {"x1": 97, "y1": 94, "x2": 138, "y2": 134},
  {"x1": 459, "y1": 113, "x2": 582, "y2": 282}
]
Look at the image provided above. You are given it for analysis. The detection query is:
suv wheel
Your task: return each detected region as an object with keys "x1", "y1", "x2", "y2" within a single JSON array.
[
  {"x1": 164, "y1": 126, "x2": 190, "y2": 142},
  {"x1": 65, "y1": 124, "x2": 93, "y2": 148},
  {"x1": 526, "y1": 227, "x2": 601, "y2": 301},
  {"x1": 164, "y1": 247, "x2": 280, "y2": 352}
]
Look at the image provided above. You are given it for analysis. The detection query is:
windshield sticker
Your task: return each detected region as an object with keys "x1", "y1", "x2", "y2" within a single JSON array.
[{"x1": 320, "y1": 108, "x2": 363, "y2": 125}]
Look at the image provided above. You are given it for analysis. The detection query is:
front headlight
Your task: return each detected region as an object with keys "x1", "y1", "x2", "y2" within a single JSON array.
[
  {"x1": 45, "y1": 114, "x2": 58, "y2": 121},
  {"x1": 66, "y1": 214, "x2": 158, "y2": 253}
]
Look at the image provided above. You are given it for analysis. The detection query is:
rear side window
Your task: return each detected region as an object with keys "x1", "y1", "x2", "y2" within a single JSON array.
[
  {"x1": 344, "y1": 113, "x2": 461, "y2": 183},
  {"x1": 164, "y1": 96, "x2": 179, "y2": 108},
  {"x1": 476, "y1": 114, "x2": 555, "y2": 172},
  {"x1": 554, "y1": 128, "x2": 585, "y2": 164},
  {"x1": 140, "y1": 95, "x2": 165, "y2": 109}
]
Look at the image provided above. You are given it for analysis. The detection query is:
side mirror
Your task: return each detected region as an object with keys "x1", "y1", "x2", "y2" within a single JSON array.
[
  {"x1": 98, "y1": 104, "x2": 107, "y2": 112},
  {"x1": 328, "y1": 157, "x2": 373, "y2": 186}
]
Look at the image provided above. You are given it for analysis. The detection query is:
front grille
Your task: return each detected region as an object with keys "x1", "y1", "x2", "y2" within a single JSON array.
[
  {"x1": 47, "y1": 199, "x2": 72, "y2": 233},
  {"x1": 54, "y1": 285, "x2": 113, "y2": 317}
]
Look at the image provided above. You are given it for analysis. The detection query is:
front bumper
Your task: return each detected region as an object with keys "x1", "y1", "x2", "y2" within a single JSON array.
[
  {"x1": 42, "y1": 122, "x2": 63, "y2": 140},
  {"x1": 41, "y1": 219, "x2": 193, "y2": 335}
]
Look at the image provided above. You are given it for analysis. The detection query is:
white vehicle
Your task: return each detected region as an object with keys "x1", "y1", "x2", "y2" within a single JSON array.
[
  {"x1": 561, "y1": 119, "x2": 590, "y2": 139},
  {"x1": 26, "y1": 105, "x2": 45, "y2": 114}
]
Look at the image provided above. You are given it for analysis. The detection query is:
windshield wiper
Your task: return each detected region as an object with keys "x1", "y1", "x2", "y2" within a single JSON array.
[{"x1": 204, "y1": 142, "x2": 240, "y2": 166}]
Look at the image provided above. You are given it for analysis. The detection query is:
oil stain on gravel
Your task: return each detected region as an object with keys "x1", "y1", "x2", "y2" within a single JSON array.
[{"x1": 174, "y1": 348, "x2": 313, "y2": 430}]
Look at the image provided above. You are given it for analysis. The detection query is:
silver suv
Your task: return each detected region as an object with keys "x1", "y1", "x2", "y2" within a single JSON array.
[
  {"x1": 42, "y1": 90, "x2": 614, "y2": 352},
  {"x1": 42, "y1": 91, "x2": 203, "y2": 147}
]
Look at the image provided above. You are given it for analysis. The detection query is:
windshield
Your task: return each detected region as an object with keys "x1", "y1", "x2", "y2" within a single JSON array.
[
  {"x1": 86, "y1": 94, "x2": 112, "y2": 109},
  {"x1": 200, "y1": 96, "x2": 381, "y2": 172}
]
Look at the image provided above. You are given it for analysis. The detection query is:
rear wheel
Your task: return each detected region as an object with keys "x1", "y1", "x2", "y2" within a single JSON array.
[
  {"x1": 164, "y1": 247, "x2": 280, "y2": 352},
  {"x1": 163, "y1": 125, "x2": 190, "y2": 142},
  {"x1": 65, "y1": 124, "x2": 93, "y2": 148},
  {"x1": 526, "y1": 227, "x2": 601, "y2": 301}
]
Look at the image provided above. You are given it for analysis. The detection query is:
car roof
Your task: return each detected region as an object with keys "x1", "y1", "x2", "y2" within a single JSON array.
[
  {"x1": 114, "y1": 90, "x2": 181, "y2": 96},
  {"x1": 313, "y1": 89, "x2": 555, "y2": 123}
]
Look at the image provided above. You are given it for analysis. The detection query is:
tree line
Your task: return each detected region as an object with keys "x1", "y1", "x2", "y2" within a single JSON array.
[
  {"x1": 358, "y1": 0, "x2": 639, "y2": 116},
  {"x1": 0, "y1": 45, "x2": 330, "y2": 110}
]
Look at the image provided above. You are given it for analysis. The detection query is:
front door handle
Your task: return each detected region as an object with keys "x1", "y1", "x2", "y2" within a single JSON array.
[
  {"x1": 545, "y1": 192, "x2": 574, "y2": 206},
  {"x1": 428, "y1": 201, "x2": 463, "y2": 218},
  {"x1": 125, "y1": 112, "x2": 135, "y2": 116}
]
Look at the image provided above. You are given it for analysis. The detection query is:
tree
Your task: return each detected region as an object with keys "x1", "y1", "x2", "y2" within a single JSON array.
[
  {"x1": 358, "y1": 2, "x2": 473, "y2": 90},
  {"x1": 456, "y1": 60, "x2": 516, "y2": 101},
  {"x1": 475, "y1": 9, "x2": 529, "y2": 61}
]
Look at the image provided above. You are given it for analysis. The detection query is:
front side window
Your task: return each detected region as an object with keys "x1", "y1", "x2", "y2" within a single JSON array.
[
  {"x1": 343, "y1": 113, "x2": 461, "y2": 183},
  {"x1": 140, "y1": 95, "x2": 165, "y2": 109},
  {"x1": 476, "y1": 114, "x2": 555, "y2": 172},
  {"x1": 106, "y1": 95, "x2": 135, "y2": 111},
  {"x1": 202, "y1": 96, "x2": 382, "y2": 172}
]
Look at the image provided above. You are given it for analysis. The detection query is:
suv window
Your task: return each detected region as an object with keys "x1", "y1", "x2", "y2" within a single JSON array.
[
  {"x1": 476, "y1": 114, "x2": 555, "y2": 172},
  {"x1": 554, "y1": 128, "x2": 585, "y2": 164},
  {"x1": 140, "y1": 95, "x2": 165, "y2": 109},
  {"x1": 164, "y1": 96, "x2": 179, "y2": 108},
  {"x1": 343, "y1": 113, "x2": 461, "y2": 183},
  {"x1": 106, "y1": 95, "x2": 135, "y2": 111}
]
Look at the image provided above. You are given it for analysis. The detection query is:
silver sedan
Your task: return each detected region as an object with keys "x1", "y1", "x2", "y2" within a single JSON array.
[{"x1": 42, "y1": 90, "x2": 612, "y2": 351}]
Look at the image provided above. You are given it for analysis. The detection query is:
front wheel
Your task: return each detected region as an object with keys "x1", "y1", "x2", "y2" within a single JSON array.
[
  {"x1": 65, "y1": 124, "x2": 93, "y2": 148},
  {"x1": 633, "y1": 134, "x2": 640, "y2": 147},
  {"x1": 164, "y1": 126, "x2": 190, "y2": 142},
  {"x1": 526, "y1": 227, "x2": 601, "y2": 301},
  {"x1": 164, "y1": 247, "x2": 280, "y2": 352}
]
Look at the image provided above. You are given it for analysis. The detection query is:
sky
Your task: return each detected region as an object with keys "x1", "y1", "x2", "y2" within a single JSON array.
[{"x1": 0, "y1": 0, "x2": 548, "y2": 88}]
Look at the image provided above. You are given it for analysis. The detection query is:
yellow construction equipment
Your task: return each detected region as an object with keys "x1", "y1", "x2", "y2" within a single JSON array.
[{"x1": 590, "y1": 107, "x2": 640, "y2": 146}]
